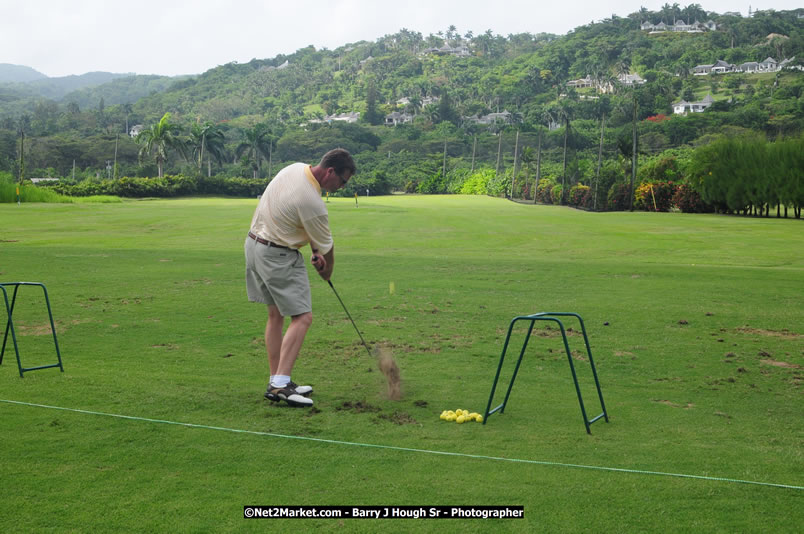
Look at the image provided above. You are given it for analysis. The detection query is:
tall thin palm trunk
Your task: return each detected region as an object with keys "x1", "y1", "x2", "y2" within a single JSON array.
[
  {"x1": 595, "y1": 112, "x2": 605, "y2": 211},
  {"x1": 534, "y1": 129, "x2": 542, "y2": 205},
  {"x1": 630, "y1": 93, "x2": 638, "y2": 211},
  {"x1": 511, "y1": 130, "x2": 519, "y2": 199},
  {"x1": 562, "y1": 118, "x2": 569, "y2": 204}
]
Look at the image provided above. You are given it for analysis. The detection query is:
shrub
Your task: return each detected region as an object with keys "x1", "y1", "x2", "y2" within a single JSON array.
[
  {"x1": 164, "y1": 175, "x2": 198, "y2": 196},
  {"x1": 550, "y1": 184, "x2": 564, "y2": 205},
  {"x1": 417, "y1": 172, "x2": 447, "y2": 194},
  {"x1": 673, "y1": 183, "x2": 714, "y2": 213},
  {"x1": 580, "y1": 187, "x2": 596, "y2": 209},
  {"x1": 50, "y1": 174, "x2": 269, "y2": 198},
  {"x1": 634, "y1": 181, "x2": 678, "y2": 212},
  {"x1": 404, "y1": 180, "x2": 419, "y2": 193},
  {"x1": 568, "y1": 184, "x2": 590, "y2": 208},
  {"x1": 535, "y1": 178, "x2": 556, "y2": 204},
  {"x1": 219, "y1": 177, "x2": 269, "y2": 197},
  {"x1": 459, "y1": 169, "x2": 494, "y2": 195},
  {"x1": 485, "y1": 170, "x2": 510, "y2": 197},
  {"x1": 607, "y1": 183, "x2": 633, "y2": 211}
]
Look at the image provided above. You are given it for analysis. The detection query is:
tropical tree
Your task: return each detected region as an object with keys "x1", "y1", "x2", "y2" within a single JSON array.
[
  {"x1": 236, "y1": 123, "x2": 273, "y2": 179},
  {"x1": 122, "y1": 103, "x2": 133, "y2": 135},
  {"x1": 135, "y1": 112, "x2": 187, "y2": 178},
  {"x1": 363, "y1": 80, "x2": 383, "y2": 126},
  {"x1": 190, "y1": 121, "x2": 227, "y2": 176},
  {"x1": 558, "y1": 95, "x2": 577, "y2": 203},
  {"x1": 406, "y1": 95, "x2": 422, "y2": 115},
  {"x1": 594, "y1": 95, "x2": 613, "y2": 210}
]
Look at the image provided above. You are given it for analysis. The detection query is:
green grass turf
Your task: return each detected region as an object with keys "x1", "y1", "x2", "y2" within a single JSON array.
[{"x1": 0, "y1": 196, "x2": 802, "y2": 533}]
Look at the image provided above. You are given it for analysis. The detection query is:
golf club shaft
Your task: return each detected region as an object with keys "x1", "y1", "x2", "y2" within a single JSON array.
[{"x1": 328, "y1": 280, "x2": 372, "y2": 357}]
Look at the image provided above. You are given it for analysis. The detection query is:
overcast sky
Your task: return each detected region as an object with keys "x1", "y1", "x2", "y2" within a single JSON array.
[{"x1": 2, "y1": 1, "x2": 800, "y2": 78}]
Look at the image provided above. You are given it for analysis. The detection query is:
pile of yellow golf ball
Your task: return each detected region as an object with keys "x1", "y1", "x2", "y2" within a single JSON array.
[{"x1": 440, "y1": 409, "x2": 483, "y2": 423}]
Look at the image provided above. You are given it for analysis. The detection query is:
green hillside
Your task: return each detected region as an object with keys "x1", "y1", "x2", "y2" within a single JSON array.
[
  {"x1": 0, "y1": 63, "x2": 47, "y2": 83},
  {"x1": 1, "y1": 6, "x2": 802, "y2": 213}
]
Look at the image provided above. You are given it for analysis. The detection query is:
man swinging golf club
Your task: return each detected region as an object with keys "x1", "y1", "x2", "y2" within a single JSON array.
[{"x1": 245, "y1": 148, "x2": 355, "y2": 407}]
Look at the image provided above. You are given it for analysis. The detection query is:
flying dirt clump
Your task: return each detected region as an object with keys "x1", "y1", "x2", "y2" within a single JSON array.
[{"x1": 375, "y1": 347, "x2": 402, "y2": 400}]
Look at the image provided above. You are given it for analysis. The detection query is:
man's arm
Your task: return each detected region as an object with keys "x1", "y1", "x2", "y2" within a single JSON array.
[{"x1": 311, "y1": 246, "x2": 334, "y2": 281}]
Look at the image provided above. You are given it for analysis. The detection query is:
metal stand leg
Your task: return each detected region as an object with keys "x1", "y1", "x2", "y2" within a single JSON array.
[
  {"x1": 1, "y1": 282, "x2": 64, "y2": 377},
  {"x1": 483, "y1": 312, "x2": 608, "y2": 434}
]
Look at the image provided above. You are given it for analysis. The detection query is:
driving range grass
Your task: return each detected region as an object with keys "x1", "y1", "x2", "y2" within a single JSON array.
[{"x1": 0, "y1": 196, "x2": 801, "y2": 533}]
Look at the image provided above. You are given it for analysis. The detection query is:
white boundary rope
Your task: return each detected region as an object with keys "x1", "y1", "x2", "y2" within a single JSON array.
[{"x1": 2, "y1": 398, "x2": 801, "y2": 491}]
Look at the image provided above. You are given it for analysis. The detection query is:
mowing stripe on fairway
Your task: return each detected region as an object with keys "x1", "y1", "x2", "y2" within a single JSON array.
[{"x1": 2, "y1": 398, "x2": 802, "y2": 491}]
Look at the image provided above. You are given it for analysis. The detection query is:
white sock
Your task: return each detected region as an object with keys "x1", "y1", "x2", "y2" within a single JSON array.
[{"x1": 271, "y1": 375, "x2": 290, "y2": 388}]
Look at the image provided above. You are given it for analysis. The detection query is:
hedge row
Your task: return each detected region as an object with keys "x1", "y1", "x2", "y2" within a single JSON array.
[
  {"x1": 48, "y1": 175, "x2": 269, "y2": 198},
  {"x1": 531, "y1": 178, "x2": 712, "y2": 213},
  {"x1": 687, "y1": 135, "x2": 803, "y2": 217}
]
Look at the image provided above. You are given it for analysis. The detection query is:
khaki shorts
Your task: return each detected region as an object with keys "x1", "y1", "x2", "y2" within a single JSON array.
[{"x1": 245, "y1": 236, "x2": 312, "y2": 317}]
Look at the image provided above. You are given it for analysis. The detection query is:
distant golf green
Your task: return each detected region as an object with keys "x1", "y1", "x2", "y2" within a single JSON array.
[{"x1": 1, "y1": 196, "x2": 802, "y2": 532}]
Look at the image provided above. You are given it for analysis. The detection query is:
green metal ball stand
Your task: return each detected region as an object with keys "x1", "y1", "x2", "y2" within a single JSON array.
[
  {"x1": 1, "y1": 282, "x2": 64, "y2": 377},
  {"x1": 483, "y1": 312, "x2": 608, "y2": 434}
]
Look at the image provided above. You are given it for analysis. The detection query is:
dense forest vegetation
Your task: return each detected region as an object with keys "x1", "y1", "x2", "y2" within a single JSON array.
[{"x1": 1, "y1": 5, "x2": 802, "y2": 215}]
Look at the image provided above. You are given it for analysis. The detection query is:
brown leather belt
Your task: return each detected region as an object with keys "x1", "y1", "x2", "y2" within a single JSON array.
[{"x1": 248, "y1": 232, "x2": 293, "y2": 250}]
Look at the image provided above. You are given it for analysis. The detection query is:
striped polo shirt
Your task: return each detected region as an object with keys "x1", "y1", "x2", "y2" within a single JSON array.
[{"x1": 249, "y1": 163, "x2": 333, "y2": 254}]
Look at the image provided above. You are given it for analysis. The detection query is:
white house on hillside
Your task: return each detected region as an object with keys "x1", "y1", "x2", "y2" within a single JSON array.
[
  {"x1": 307, "y1": 112, "x2": 360, "y2": 125},
  {"x1": 642, "y1": 19, "x2": 717, "y2": 32},
  {"x1": 673, "y1": 93, "x2": 714, "y2": 114},
  {"x1": 421, "y1": 42, "x2": 472, "y2": 57},
  {"x1": 618, "y1": 72, "x2": 646, "y2": 85},
  {"x1": 384, "y1": 111, "x2": 414, "y2": 126},
  {"x1": 694, "y1": 56, "x2": 794, "y2": 75},
  {"x1": 463, "y1": 111, "x2": 513, "y2": 126}
]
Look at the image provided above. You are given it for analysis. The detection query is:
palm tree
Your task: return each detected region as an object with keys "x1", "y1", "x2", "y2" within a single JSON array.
[
  {"x1": 122, "y1": 103, "x2": 133, "y2": 135},
  {"x1": 613, "y1": 87, "x2": 640, "y2": 211},
  {"x1": 558, "y1": 96, "x2": 577, "y2": 203},
  {"x1": 236, "y1": 124, "x2": 272, "y2": 179},
  {"x1": 423, "y1": 103, "x2": 440, "y2": 124},
  {"x1": 672, "y1": 3, "x2": 681, "y2": 23},
  {"x1": 407, "y1": 95, "x2": 422, "y2": 115},
  {"x1": 594, "y1": 95, "x2": 612, "y2": 210},
  {"x1": 190, "y1": 121, "x2": 226, "y2": 177},
  {"x1": 17, "y1": 114, "x2": 30, "y2": 185},
  {"x1": 135, "y1": 112, "x2": 187, "y2": 178}
]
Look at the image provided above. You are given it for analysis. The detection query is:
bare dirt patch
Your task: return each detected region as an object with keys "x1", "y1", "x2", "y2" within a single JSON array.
[
  {"x1": 336, "y1": 401, "x2": 381, "y2": 413},
  {"x1": 531, "y1": 326, "x2": 582, "y2": 338},
  {"x1": 736, "y1": 327, "x2": 801, "y2": 340},
  {"x1": 571, "y1": 350, "x2": 587, "y2": 362},
  {"x1": 14, "y1": 323, "x2": 57, "y2": 336},
  {"x1": 653, "y1": 400, "x2": 695, "y2": 409},
  {"x1": 760, "y1": 359, "x2": 801, "y2": 369},
  {"x1": 378, "y1": 411, "x2": 418, "y2": 425}
]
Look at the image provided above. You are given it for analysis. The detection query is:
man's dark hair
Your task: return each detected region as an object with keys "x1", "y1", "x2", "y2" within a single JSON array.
[{"x1": 320, "y1": 148, "x2": 356, "y2": 177}]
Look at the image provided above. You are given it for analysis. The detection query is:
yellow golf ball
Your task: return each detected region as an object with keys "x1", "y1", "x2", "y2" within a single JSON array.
[
  {"x1": 476, "y1": 415, "x2": 483, "y2": 423},
  {"x1": 456, "y1": 415, "x2": 466, "y2": 424}
]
